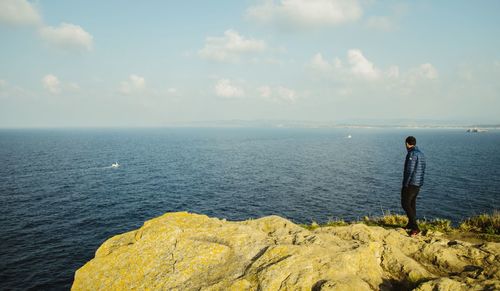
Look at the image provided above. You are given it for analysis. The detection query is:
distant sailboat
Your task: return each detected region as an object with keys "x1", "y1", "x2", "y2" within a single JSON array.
[{"x1": 347, "y1": 134, "x2": 352, "y2": 139}]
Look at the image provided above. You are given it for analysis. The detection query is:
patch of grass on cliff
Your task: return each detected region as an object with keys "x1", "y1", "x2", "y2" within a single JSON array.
[
  {"x1": 417, "y1": 218, "x2": 454, "y2": 233},
  {"x1": 458, "y1": 211, "x2": 500, "y2": 235},
  {"x1": 361, "y1": 211, "x2": 408, "y2": 228},
  {"x1": 359, "y1": 213, "x2": 453, "y2": 233},
  {"x1": 301, "y1": 211, "x2": 499, "y2": 238}
]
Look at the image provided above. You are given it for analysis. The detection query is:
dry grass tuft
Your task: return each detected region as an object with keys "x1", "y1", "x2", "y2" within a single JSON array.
[
  {"x1": 299, "y1": 211, "x2": 499, "y2": 240},
  {"x1": 458, "y1": 211, "x2": 500, "y2": 235}
]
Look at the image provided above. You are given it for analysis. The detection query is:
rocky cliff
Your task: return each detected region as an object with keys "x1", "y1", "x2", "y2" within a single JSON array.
[{"x1": 72, "y1": 212, "x2": 499, "y2": 290}]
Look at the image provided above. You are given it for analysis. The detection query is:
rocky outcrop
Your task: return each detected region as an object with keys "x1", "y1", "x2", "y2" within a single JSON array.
[{"x1": 72, "y1": 212, "x2": 499, "y2": 290}]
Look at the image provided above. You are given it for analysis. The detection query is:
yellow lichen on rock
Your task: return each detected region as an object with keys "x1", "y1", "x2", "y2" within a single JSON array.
[{"x1": 72, "y1": 211, "x2": 500, "y2": 290}]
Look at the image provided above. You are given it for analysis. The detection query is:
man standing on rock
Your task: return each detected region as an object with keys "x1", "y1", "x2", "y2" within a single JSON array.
[{"x1": 402, "y1": 136, "x2": 426, "y2": 236}]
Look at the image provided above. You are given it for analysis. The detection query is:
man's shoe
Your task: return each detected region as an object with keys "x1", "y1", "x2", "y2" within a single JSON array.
[{"x1": 409, "y1": 229, "x2": 420, "y2": 237}]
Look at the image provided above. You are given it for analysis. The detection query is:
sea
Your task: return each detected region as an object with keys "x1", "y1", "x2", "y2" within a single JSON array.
[{"x1": 0, "y1": 127, "x2": 498, "y2": 290}]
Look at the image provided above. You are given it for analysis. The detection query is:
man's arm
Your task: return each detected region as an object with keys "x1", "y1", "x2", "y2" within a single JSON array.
[
  {"x1": 404, "y1": 153, "x2": 417, "y2": 187},
  {"x1": 410, "y1": 155, "x2": 419, "y2": 185},
  {"x1": 413, "y1": 153, "x2": 425, "y2": 185}
]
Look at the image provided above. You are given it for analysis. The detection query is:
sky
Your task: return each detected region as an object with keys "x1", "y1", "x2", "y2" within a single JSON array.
[{"x1": 1, "y1": 0, "x2": 500, "y2": 127}]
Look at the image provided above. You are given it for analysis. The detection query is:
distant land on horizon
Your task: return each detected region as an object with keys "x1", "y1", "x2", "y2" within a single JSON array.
[
  {"x1": 164, "y1": 119, "x2": 500, "y2": 130},
  {"x1": 1, "y1": 119, "x2": 499, "y2": 130}
]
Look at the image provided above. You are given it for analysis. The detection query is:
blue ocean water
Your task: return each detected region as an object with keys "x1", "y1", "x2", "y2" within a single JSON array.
[{"x1": 0, "y1": 127, "x2": 498, "y2": 290}]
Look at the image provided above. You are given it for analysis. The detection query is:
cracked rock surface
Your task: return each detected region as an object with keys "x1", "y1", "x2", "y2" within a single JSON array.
[{"x1": 72, "y1": 212, "x2": 499, "y2": 290}]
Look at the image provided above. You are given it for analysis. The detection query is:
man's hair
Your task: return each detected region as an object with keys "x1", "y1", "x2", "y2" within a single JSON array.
[{"x1": 406, "y1": 136, "x2": 416, "y2": 146}]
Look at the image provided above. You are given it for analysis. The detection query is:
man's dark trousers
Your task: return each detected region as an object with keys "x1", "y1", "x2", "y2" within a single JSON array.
[{"x1": 401, "y1": 185, "x2": 420, "y2": 230}]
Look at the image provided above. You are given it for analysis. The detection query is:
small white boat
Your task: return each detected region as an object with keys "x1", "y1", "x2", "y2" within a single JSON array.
[
  {"x1": 466, "y1": 128, "x2": 487, "y2": 133},
  {"x1": 111, "y1": 162, "x2": 120, "y2": 168},
  {"x1": 347, "y1": 135, "x2": 352, "y2": 139}
]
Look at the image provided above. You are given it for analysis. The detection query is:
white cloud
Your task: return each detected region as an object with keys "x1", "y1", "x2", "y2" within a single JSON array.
[
  {"x1": 258, "y1": 85, "x2": 297, "y2": 103},
  {"x1": 309, "y1": 49, "x2": 388, "y2": 81},
  {"x1": 215, "y1": 79, "x2": 245, "y2": 98},
  {"x1": 119, "y1": 74, "x2": 146, "y2": 94},
  {"x1": 0, "y1": 0, "x2": 41, "y2": 26},
  {"x1": 308, "y1": 50, "x2": 439, "y2": 97},
  {"x1": 403, "y1": 63, "x2": 438, "y2": 86},
  {"x1": 40, "y1": 75, "x2": 81, "y2": 95},
  {"x1": 365, "y1": 16, "x2": 394, "y2": 31},
  {"x1": 386, "y1": 66, "x2": 400, "y2": 79},
  {"x1": 42, "y1": 74, "x2": 61, "y2": 94},
  {"x1": 309, "y1": 53, "x2": 332, "y2": 71},
  {"x1": 199, "y1": 30, "x2": 267, "y2": 62},
  {"x1": 417, "y1": 63, "x2": 438, "y2": 80},
  {"x1": 394, "y1": 63, "x2": 438, "y2": 93},
  {"x1": 275, "y1": 86, "x2": 297, "y2": 103},
  {"x1": 332, "y1": 57, "x2": 342, "y2": 69},
  {"x1": 1, "y1": 2, "x2": 93, "y2": 53},
  {"x1": 247, "y1": 0, "x2": 362, "y2": 28},
  {"x1": 129, "y1": 75, "x2": 145, "y2": 88},
  {"x1": 347, "y1": 49, "x2": 380, "y2": 80},
  {"x1": 39, "y1": 23, "x2": 93, "y2": 52}
]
